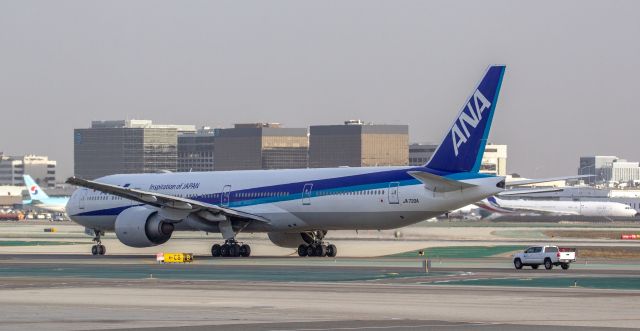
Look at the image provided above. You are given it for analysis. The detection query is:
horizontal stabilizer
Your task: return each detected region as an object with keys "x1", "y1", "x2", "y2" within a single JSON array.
[{"x1": 407, "y1": 171, "x2": 476, "y2": 193}]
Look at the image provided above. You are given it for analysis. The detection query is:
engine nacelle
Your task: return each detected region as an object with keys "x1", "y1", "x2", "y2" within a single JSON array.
[
  {"x1": 115, "y1": 206, "x2": 175, "y2": 248},
  {"x1": 268, "y1": 232, "x2": 307, "y2": 248}
]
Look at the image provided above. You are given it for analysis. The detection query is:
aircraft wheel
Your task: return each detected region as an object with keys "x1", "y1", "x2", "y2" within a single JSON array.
[
  {"x1": 220, "y1": 244, "x2": 230, "y2": 257},
  {"x1": 327, "y1": 244, "x2": 337, "y2": 258},
  {"x1": 240, "y1": 244, "x2": 251, "y2": 257},
  {"x1": 98, "y1": 245, "x2": 106, "y2": 255},
  {"x1": 91, "y1": 245, "x2": 98, "y2": 256},
  {"x1": 211, "y1": 244, "x2": 221, "y2": 257},
  {"x1": 229, "y1": 244, "x2": 241, "y2": 257},
  {"x1": 306, "y1": 245, "x2": 316, "y2": 257},
  {"x1": 314, "y1": 245, "x2": 326, "y2": 257},
  {"x1": 298, "y1": 244, "x2": 308, "y2": 257}
]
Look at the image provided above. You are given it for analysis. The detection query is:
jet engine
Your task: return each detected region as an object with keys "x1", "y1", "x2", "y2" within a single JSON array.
[
  {"x1": 267, "y1": 232, "x2": 307, "y2": 248},
  {"x1": 114, "y1": 206, "x2": 175, "y2": 248}
]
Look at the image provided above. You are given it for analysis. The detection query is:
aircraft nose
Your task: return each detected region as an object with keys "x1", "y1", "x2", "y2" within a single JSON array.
[{"x1": 66, "y1": 189, "x2": 79, "y2": 215}]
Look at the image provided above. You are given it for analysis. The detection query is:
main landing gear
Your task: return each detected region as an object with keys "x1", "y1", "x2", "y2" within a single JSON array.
[
  {"x1": 298, "y1": 243, "x2": 337, "y2": 257},
  {"x1": 211, "y1": 240, "x2": 251, "y2": 258},
  {"x1": 298, "y1": 230, "x2": 337, "y2": 257},
  {"x1": 211, "y1": 218, "x2": 250, "y2": 257},
  {"x1": 91, "y1": 230, "x2": 106, "y2": 256}
]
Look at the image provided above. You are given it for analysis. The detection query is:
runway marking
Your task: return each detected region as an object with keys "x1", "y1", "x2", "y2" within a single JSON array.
[{"x1": 268, "y1": 322, "x2": 485, "y2": 331}]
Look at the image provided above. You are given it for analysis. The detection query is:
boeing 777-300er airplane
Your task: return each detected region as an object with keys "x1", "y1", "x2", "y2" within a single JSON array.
[
  {"x1": 67, "y1": 65, "x2": 512, "y2": 257},
  {"x1": 478, "y1": 196, "x2": 638, "y2": 217},
  {"x1": 23, "y1": 175, "x2": 68, "y2": 213}
]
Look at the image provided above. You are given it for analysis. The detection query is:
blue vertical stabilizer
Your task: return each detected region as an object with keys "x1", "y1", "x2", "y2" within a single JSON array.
[{"x1": 426, "y1": 65, "x2": 506, "y2": 174}]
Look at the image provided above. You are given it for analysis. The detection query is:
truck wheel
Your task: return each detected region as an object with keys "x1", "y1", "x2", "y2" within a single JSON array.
[
  {"x1": 514, "y1": 258, "x2": 523, "y2": 270},
  {"x1": 544, "y1": 258, "x2": 553, "y2": 270},
  {"x1": 531, "y1": 264, "x2": 539, "y2": 269},
  {"x1": 561, "y1": 263, "x2": 570, "y2": 270}
]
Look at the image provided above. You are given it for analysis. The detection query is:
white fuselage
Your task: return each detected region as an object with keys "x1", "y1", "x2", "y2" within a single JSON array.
[
  {"x1": 66, "y1": 166, "x2": 504, "y2": 233},
  {"x1": 494, "y1": 198, "x2": 638, "y2": 217},
  {"x1": 27, "y1": 198, "x2": 68, "y2": 214}
]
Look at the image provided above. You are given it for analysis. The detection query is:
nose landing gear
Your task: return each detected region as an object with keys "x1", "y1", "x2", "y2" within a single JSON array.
[{"x1": 90, "y1": 230, "x2": 106, "y2": 256}]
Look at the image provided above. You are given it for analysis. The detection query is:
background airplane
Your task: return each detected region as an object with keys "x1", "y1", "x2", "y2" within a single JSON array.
[
  {"x1": 477, "y1": 196, "x2": 638, "y2": 218},
  {"x1": 22, "y1": 175, "x2": 68, "y2": 214}
]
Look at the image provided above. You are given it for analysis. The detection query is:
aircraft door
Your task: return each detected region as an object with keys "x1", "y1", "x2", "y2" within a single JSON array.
[
  {"x1": 302, "y1": 183, "x2": 313, "y2": 205},
  {"x1": 78, "y1": 189, "x2": 87, "y2": 210},
  {"x1": 388, "y1": 182, "x2": 399, "y2": 204},
  {"x1": 221, "y1": 185, "x2": 231, "y2": 207}
]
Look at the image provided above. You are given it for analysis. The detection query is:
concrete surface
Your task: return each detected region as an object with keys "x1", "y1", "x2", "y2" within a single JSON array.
[{"x1": 2, "y1": 221, "x2": 640, "y2": 330}]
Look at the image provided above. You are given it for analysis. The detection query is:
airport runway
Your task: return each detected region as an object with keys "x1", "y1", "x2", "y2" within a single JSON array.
[
  {"x1": 2, "y1": 223, "x2": 640, "y2": 330},
  {"x1": 107, "y1": 319, "x2": 635, "y2": 331},
  {"x1": 1, "y1": 254, "x2": 640, "y2": 330}
]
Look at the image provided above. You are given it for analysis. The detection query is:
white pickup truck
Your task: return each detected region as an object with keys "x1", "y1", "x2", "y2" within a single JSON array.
[{"x1": 513, "y1": 245, "x2": 576, "y2": 270}]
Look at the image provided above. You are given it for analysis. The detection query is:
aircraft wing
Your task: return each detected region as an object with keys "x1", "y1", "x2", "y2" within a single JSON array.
[
  {"x1": 497, "y1": 187, "x2": 564, "y2": 196},
  {"x1": 407, "y1": 171, "x2": 477, "y2": 193},
  {"x1": 66, "y1": 177, "x2": 270, "y2": 223},
  {"x1": 506, "y1": 175, "x2": 592, "y2": 187}
]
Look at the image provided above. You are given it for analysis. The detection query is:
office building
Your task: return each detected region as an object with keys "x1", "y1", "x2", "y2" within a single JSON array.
[
  {"x1": 480, "y1": 144, "x2": 508, "y2": 176},
  {"x1": 177, "y1": 127, "x2": 218, "y2": 172},
  {"x1": 578, "y1": 156, "x2": 618, "y2": 185},
  {"x1": 578, "y1": 156, "x2": 640, "y2": 185},
  {"x1": 605, "y1": 160, "x2": 640, "y2": 184},
  {"x1": 580, "y1": 156, "x2": 640, "y2": 185},
  {"x1": 74, "y1": 120, "x2": 196, "y2": 179},
  {"x1": 0, "y1": 154, "x2": 57, "y2": 187},
  {"x1": 214, "y1": 123, "x2": 308, "y2": 171},
  {"x1": 409, "y1": 143, "x2": 437, "y2": 166},
  {"x1": 309, "y1": 120, "x2": 408, "y2": 168},
  {"x1": 409, "y1": 143, "x2": 507, "y2": 176}
]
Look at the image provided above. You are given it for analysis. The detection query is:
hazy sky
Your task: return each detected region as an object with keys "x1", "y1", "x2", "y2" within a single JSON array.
[{"x1": 2, "y1": 1, "x2": 639, "y2": 179}]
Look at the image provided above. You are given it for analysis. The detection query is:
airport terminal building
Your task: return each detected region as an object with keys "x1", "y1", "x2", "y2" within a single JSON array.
[{"x1": 309, "y1": 120, "x2": 408, "y2": 168}]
